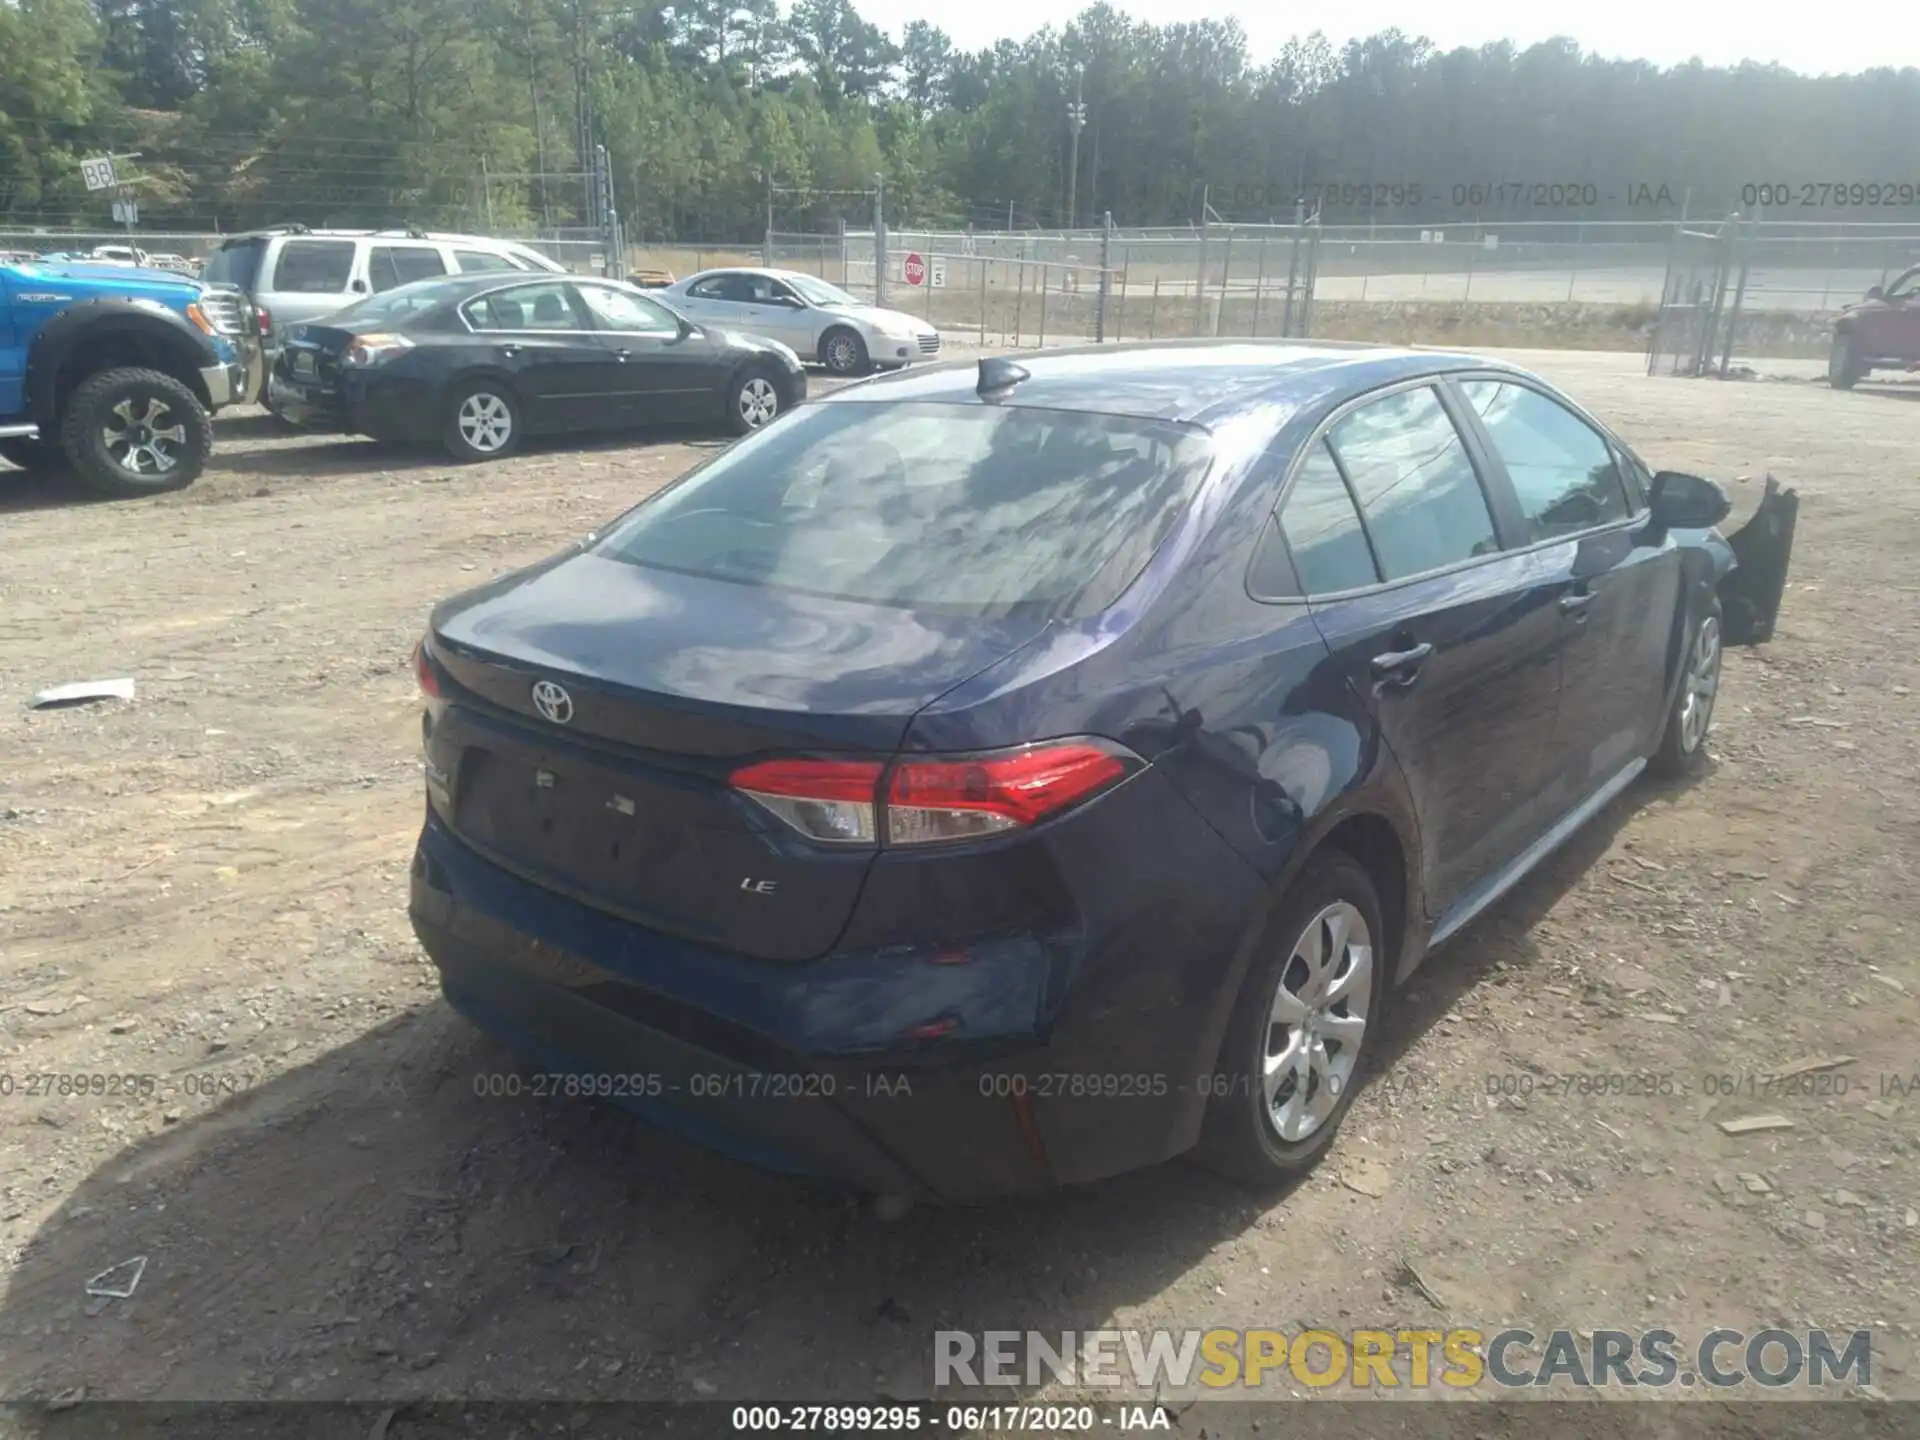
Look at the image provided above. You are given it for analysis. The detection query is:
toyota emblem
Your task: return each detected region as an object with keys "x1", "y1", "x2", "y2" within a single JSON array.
[{"x1": 531, "y1": 680, "x2": 574, "y2": 725}]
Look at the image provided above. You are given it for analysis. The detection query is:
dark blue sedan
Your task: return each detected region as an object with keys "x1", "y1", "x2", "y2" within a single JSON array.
[{"x1": 407, "y1": 342, "x2": 1796, "y2": 1199}]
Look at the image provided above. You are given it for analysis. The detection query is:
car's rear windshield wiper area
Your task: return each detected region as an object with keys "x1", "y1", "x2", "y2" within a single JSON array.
[{"x1": 593, "y1": 401, "x2": 1214, "y2": 621}]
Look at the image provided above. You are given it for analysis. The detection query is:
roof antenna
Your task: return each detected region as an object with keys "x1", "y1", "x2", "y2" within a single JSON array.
[{"x1": 977, "y1": 356, "x2": 1030, "y2": 400}]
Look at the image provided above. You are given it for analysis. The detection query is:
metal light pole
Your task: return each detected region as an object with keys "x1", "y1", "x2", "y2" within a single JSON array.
[{"x1": 1065, "y1": 67, "x2": 1086, "y2": 231}]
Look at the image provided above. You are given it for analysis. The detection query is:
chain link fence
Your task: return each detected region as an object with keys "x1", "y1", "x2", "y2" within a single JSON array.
[{"x1": 14, "y1": 216, "x2": 1915, "y2": 368}]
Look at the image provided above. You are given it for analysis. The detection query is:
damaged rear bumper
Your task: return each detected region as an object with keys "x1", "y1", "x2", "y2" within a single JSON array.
[{"x1": 1716, "y1": 476, "x2": 1798, "y2": 646}]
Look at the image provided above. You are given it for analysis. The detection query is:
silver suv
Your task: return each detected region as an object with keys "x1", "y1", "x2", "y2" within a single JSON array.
[{"x1": 202, "y1": 227, "x2": 566, "y2": 399}]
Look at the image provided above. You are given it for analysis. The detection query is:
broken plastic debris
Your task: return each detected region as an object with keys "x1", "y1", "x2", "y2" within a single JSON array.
[
  {"x1": 84, "y1": 1255, "x2": 146, "y2": 1299},
  {"x1": 1718, "y1": 1114, "x2": 1796, "y2": 1135},
  {"x1": 30, "y1": 678, "x2": 136, "y2": 709}
]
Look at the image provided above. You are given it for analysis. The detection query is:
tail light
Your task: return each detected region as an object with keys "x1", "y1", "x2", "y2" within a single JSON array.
[
  {"x1": 730, "y1": 758, "x2": 883, "y2": 845},
  {"x1": 255, "y1": 304, "x2": 272, "y2": 337},
  {"x1": 413, "y1": 638, "x2": 442, "y2": 699},
  {"x1": 730, "y1": 739, "x2": 1140, "y2": 848},
  {"x1": 344, "y1": 333, "x2": 415, "y2": 367}
]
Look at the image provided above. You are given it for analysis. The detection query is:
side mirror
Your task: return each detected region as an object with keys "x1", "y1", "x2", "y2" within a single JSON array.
[
  {"x1": 676, "y1": 315, "x2": 699, "y2": 339},
  {"x1": 1865, "y1": 285, "x2": 1885, "y2": 302},
  {"x1": 1646, "y1": 471, "x2": 1731, "y2": 533}
]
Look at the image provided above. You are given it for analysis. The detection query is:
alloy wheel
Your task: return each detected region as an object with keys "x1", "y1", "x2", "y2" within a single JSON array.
[
  {"x1": 457, "y1": 393, "x2": 514, "y2": 453},
  {"x1": 101, "y1": 396, "x2": 188, "y2": 475},
  {"x1": 737, "y1": 376, "x2": 779, "y2": 428},
  {"x1": 1678, "y1": 613, "x2": 1722, "y2": 753},
  {"x1": 1262, "y1": 901, "x2": 1374, "y2": 1142},
  {"x1": 825, "y1": 334, "x2": 859, "y2": 372}
]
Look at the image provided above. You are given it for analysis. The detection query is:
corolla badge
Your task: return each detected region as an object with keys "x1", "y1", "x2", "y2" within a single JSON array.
[{"x1": 531, "y1": 680, "x2": 574, "y2": 725}]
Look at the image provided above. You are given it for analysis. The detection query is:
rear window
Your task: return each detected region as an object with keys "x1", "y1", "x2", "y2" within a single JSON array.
[
  {"x1": 594, "y1": 401, "x2": 1213, "y2": 619},
  {"x1": 203, "y1": 238, "x2": 267, "y2": 292},
  {"x1": 270, "y1": 239, "x2": 356, "y2": 294}
]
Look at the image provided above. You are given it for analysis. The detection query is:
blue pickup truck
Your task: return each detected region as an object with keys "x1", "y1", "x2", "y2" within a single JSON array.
[{"x1": 1, "y1": 257, "x2": 251, "y2": 496}]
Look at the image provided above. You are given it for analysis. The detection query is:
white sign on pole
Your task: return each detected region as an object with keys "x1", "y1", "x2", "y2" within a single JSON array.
[
  {"x1": 1418, "y1": 230, "x2": 1433, "y2": 244},
  {"x1": 1483, "y1": 234, "x2": 1499, "y2": 251},
  {"x1": 80, "y1": 156, "x2": 118, "y2": 192},
  {"x1": 1431, "y1": 229, "x2": 1446, "y2": 243},
  {"x1": 929, "y1": 258, "x2": 947, "y2": 289},
  {"x1": 112, "y1": 199, "x2": 139, "y2": 225}
]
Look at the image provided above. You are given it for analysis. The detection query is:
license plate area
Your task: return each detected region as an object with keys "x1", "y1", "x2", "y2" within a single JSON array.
[
  {"x1": 293, "y1": 351, "x2": 317, "y2": 378},
  {"x1": 456, "y1": 750, "x2": 656, "y2": 894}
]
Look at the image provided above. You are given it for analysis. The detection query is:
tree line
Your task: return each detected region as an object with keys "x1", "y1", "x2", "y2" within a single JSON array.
[{"x1": 2, "y1": 0, "x2": 1917, "y2": 239}]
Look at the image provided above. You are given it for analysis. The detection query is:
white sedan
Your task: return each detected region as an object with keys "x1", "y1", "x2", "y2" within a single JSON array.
[{"x1": 660, "y1": 267, "x2": 941, "y2": 376}]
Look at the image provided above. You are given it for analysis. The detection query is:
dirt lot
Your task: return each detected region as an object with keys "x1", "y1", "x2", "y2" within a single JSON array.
[{"x1": 1, "y1": 354, "x2": 1917, "y2": 1423}]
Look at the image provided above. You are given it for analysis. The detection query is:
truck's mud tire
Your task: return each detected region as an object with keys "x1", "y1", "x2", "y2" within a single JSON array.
[{"x1": 61, "y1": 367, "x2": 212, "y2": 498}]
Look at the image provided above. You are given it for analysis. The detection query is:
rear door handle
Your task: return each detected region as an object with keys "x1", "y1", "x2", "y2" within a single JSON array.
[
  {"x1": 497, "y1": 342, "x2": 522, "y2": 358},
  {"x1": 1559, "y1": 591, "x2": 1595, "y2": 615},
  {"x1": 1370, "y1": 642, "x2": 1433, "y2": 683},
  {"x1": 614, "y1": 348, "x2": 631, "y2": 361}
]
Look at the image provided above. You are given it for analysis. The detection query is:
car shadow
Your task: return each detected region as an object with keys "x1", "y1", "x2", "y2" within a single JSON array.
[
  {"x1": 0, "y1": 776, "x2": 1701, "y2": 1418},
  {"x1": 1854, "y1": 381, "x2": 1920, "y2": 402},
  {"x1": 203, "y1": 426, "x2": 730, "y2": 481},
  {"x1": 0, "y1": 468, "x2": 123, "y2": 515}
]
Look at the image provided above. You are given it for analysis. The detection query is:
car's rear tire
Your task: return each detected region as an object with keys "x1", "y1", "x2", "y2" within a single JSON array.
[
  {"x1": 1828, "y1": 331, "x2": 1861, "y2": 390},
  {"x1": 725, "y1": 365, "x2": 785, "y2": 436},
  {"x1": 1194, "y1": 851, "x2": 1387, "y2": 1190},
  {"x1": 0, "y1": 436, "x2": 69, "y2": 475},
  {"x1": 59, "y1": 367, "x2": 211, "y2": 498},
  {"x1": 820, "y1": 327, "x2": 869, "y2": 377},
  {"x1": 442, "y1": 382, "x2": 523, "y2": 463},
  {"x1": 1649, "y1": 598, "x2": 1723, "y2": 779}
]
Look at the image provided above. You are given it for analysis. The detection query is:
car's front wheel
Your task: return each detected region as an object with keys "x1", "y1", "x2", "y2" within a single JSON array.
[
  {"x1": 1195, "y1": 852, "x2": 1386, "y2": 1188},
  {"x1": 60, "y1": 367, "x2": 212, "y2": 498},
  {"x1": 1650, "y1": 599, "x2": 1723, "y2": 778},
  {"x1": 819, "y1": 327, "x2": 869, "y2": 377},
  {"x1": 1828, "y1": 331, "x2": 1861, "y2": 390},
  {"x1": 442, "y1": 382, "x2": 522, "y2": 462}
]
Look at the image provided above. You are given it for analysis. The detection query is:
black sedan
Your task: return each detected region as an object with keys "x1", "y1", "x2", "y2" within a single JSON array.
[{"x1": 267, "y1": 273, "x2": 808, "y2": 462}]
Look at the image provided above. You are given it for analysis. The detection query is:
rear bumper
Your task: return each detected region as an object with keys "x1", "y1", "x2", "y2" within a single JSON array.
[
  {"x1": 267, "y1": 371, "x2": 438, "y2": 441},
  {"x1": 408, "y1": 810, "x2": 1230, "y2": 1199}
]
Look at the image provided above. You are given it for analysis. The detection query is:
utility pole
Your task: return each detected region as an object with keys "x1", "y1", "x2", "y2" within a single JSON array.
[
  {"x1": 1065, "y1": 66, "x2": 1086, "y2": 231},
  {"x1": 764, "y1": 170, "x2": 774, "y2": 267},
  {"x1": 874, "y1": 171, "x2": 888, "y2": 307}
]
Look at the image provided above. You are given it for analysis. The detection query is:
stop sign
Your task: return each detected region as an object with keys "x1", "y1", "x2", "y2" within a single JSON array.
[{"x1": 903, "y1": 252, "x2": 926, "y2": 286}]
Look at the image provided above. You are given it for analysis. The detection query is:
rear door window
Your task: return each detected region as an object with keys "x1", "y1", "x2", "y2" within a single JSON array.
[
  {"x1": 1458, "y1": 379, "x2": 1632, "y2": 542},
  {"x1": 461, "y1": 282, "x2": 587, "y2": 332},
  {"x1": 368, "y1": 245, "x2": 450, "y2": 293},
  {"x1": 1328, "y1": 386, "x2": 1499, "y2": 581},
  {"x1": 268, "y1": 239, "x2": 356, "y2": 294},
  {"x1": 594, "y1": 401, "x2": 1214, "y2": 619}
]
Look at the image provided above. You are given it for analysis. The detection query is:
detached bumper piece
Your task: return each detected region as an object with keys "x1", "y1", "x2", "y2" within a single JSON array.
[{"x1": 1718, "y1": 475, "x2": 1798, "y2": 646}]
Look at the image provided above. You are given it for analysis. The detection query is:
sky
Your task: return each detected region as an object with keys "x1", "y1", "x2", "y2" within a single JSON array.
[{"x1": 852, "y1": 0, "x2": 1889, "y2": 76}]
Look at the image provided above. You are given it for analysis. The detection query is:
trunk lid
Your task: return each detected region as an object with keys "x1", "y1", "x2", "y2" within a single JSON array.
[
  {"x1": 277, "y1": 323, "x2": 358, "y2": 386},
  {"x1": 425, "y1": 551, "x2": 1048, "y2": 961}
]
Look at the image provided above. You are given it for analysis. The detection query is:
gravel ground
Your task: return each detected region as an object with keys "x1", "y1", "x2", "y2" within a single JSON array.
[{"x1": 0, "y1": 353, "x2": 1916, "y2": 1424}]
